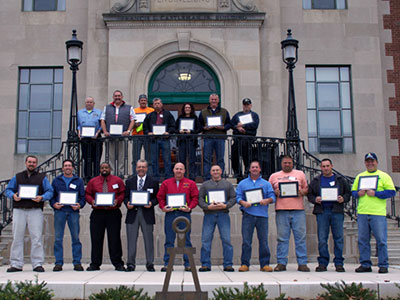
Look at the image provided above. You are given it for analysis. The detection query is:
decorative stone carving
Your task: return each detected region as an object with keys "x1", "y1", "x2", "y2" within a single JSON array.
[
  {"x1": 232, "y1": 0, "x2": 256, "y2": 12},
  {"x1": 111, "y1": 0, "x2": 137, "y2": 13},
  {"x1": 139, "y1": 0, "x2": 148, "y2": 9},
  {"x1": 219, "y1": 0, "x2": 229, "y2": 8}
]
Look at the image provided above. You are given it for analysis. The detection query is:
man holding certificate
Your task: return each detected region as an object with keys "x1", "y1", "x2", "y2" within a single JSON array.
[
  {"x1": 124, "y1": 159, "x2": 159, "y2": 272},
  {"x1": 199, "y1": 94, "x2": 231, "y2": 180},
  {"x1": 85, "y1": 162, "x2": 126, "y2": 271},
  {"x1": 157, "y1": 163, "x2": 199, "y2": 272},
  {"x1": 198, "y1": 165, "x2": 236, "y2": 272},
  {"x1": 100, "y1": 90, "x2": 135, "y2": 176},
  {"x1": 5, "y1": 155, "x2": 53, "y2": 273},
  {"x1": 230, "y1": 98, "x2": 259, "y2": 179},
  {"x1": 307, "y1": 158, "x2": 351, "y2": 272},
  {"x1": 351, "y1": 152, "x2": 396, "y2": 274},
  {"x1": 269, "y1": 155, "x2": 309, "y2": 272},
  {"x1": 50, "y1": 160, "x2": 86, "y2": 272},
  {"x1": 235, "y1": 161, "x2": 276, "y2": 272}
]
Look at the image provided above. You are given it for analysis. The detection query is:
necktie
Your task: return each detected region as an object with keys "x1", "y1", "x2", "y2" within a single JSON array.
[
  {"x1": 103, "y1": 178, "x2": 108, "y2": 193},
  {"x1": 138, "y1": 177, "x2": 144, "y2": 191}
]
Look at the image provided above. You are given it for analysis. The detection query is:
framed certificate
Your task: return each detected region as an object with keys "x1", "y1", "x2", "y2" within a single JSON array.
[
  {"x1": 109, "y1": 124, "x2": 123, "y2": 135},
  {"x1": 130, "y1": 191, "x2": 150, "y2": 206},
  {"x1": 81, "y1": 126, "x2": 96, "y2": 137},
  {"x1": 358, "y1": 175, "x2": 379, "y2": 190},
  {"x1": 18, "y1": 185, "x2": 39, "y2": 199},
  {"x1": 95, "y1": 193, "x2": 115, "y2": 206},
  {"x1": 135, "y1": 113, "x2": 146, "y2": 123},
  {"x1": 153, "y1": 124, "x2": 167, "y2": 135},
  {"x1": 238, "y1": 113, "x2": 253, "y2": 125},
  {"x1": 244, "y1": 188, "x2": 263, "y2": 204},
  {"x1": 279, "y1": 182, "x2": 299, "y2": 198},
  {"x1": 59, "y1": 191, "x2": 78, "y2": 205},
  {"x1": 179, "y1": 119, "x2": 194, "y2": 131},
  {"x1": 167, "y1": 193, "x2": 186, "y2": 208},
  {"x1": 320, "y1": 187, "x2": 338, "y2": 201},
  {"x1": 207, "y1": 116, "x2": 222, "y2": 127},
  {"x1": 207, "y1": 190, "x2": 226, "y2": 204}
]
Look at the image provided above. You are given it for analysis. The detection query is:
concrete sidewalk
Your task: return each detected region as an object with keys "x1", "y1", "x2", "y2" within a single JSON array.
[{"x1": 0, "y1": 263, "x2": 399, "y2": 299}]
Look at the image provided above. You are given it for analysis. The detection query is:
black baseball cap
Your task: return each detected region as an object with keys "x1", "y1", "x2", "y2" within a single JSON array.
[{"x1": 242, "y1": 98, "x2": 252, "y2": 105}]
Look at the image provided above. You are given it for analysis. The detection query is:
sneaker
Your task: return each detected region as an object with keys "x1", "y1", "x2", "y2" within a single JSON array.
[
  {"x1": 335, "y1": 265, "x2": 345, "y2": 272},
  {"x1": 378, "y1": 267, "x2": 388, "y2": 274},
  {"x1": 298, "y1": 265, "x2": 310, "y2": 272},
  {"x1": 260, "y1": 265, "x2": 273, "y2": 272},
  {"x1": 315, "y1": 265, "x2": 327, "y2": 272},
  {"x1": 74, "y1": 264, "x2": 84, "y2": 271},
  {"x1": 184, "y1": 266, "x2": 191, "y2": 272},
  {"x1": 355, "y1": 265, "x2": 372, "y2": 273},
  {"x1": 238, "y1": 265, "x2": 249, "y2": 272},
  {"x1": 86, "y1": 265, "x2": 100, "y2": 271},
  {"x1": 274, "y1": 264, "x2": 287, "y2": 272},
  {"x1": 198, "y1": 266, "x2": 211, "y2": 272},
  {"x1": 53, "y1": 265, "x2": 63, "y2": 272},
  {"x1": 223, "y1": 266, "x2": 235, "y2": 272},
  {"x1": 6, "y1": 267, "x2": 22, "y2": 273},
  {"x1": 33, "y1": 266, "x2": 45, "y2": 272}
]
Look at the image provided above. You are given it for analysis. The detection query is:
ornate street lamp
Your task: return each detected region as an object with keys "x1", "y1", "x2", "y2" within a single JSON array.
[
  {"x1": 281, "y1": 29, "x2": 300, "y2": 164},
  {"x1": 65, "y1": 29, "x2": 83, "y2": 166}
]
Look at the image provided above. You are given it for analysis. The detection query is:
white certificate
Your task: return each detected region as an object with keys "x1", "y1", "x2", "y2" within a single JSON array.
[
  {"x1": 180, "y1": 119, "x2": 195, "y2": 131},
  {"x1": 130, "y1": 191, "x2": 150, "y2": 206},
  {"x1": 18, "y1": 185, "x2": 39, "y2": 199},
  {"x1": 167, "y1": 193, "x2": 186, "y2": 208},
  {"x1": 153, "y1": 125, "x2": 167, "y2": 135},
  {"x1": 135, "y1": 113, "x2": 146, "y2": 123},
  {"x1": 245, "y1": 188, "x2": 263, "y2": 204},
  {"x1": 207, "y1": 190, "x2": 226, "y2": 203},
  {"x1": 207, "y1": 116, "x2": 222, "y2": 127},
  {"x1": 279, "y1": 182, "x2": 299, "y2": 198},
  {"x1": 238, "y1": 113, "x2": 253, "y2": 125},
  {"x1": 81, "y1": 126, "x2": 96, "y2": 137},
  {"x1": 109, "y1": 124, "x2": 123, "y2": 135},
  {"x1": 95, "y1": 193, "x2": 115, "y2": 206},
  {"x1": 59, "y1": 191, "x2": 78, "y2": 205},
  {"x1": 320, "y1": 187, "x2": 338, "y2": 201},
  {"x1": 358, "y1": 176, "x2": 379, "y2": 190}
]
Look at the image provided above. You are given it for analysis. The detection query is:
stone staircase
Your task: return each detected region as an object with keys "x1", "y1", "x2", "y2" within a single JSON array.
[{"x1": 0, "y1": 226, "x2": 12, "y2": 265}]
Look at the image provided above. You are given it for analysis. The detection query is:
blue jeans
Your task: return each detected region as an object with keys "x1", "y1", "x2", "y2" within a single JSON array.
[
  {"x1": 151, "y1": 139, "x2": 172, "y2": 179},
  {"x1": 132, "y1": 136, "x2": 151, "y2": 175},
  {"x1": 178, "y1": 138, "x2": 197, "y2": 180},
  {"x1": 200, "y1": 212, "x2": 233, "y2": 268},
  {"x1": 54, "y1": 210, "x2": 82, "y2": 266},
  {"x1": 163, "y1": 211, "x2": 192, "y2": 267},
  {"x1": 357, "y1": 214, "x2": 388, "y2": 268},
  {"x1": 241, "y1": 212, "x2": 270, "y2": 267},
  {"x1": 316, "y1": 208, "x2": 344, "y2": 266},
  {"x1": 276, "y1": 210, "x2": 307, "y2": 265},
  {"x1": 203, "y1": 138, "x2": 225, "y2": 180}
]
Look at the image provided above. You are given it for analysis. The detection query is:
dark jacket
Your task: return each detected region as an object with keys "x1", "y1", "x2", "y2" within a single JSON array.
[
  {"x1": 307, "y1": 174, "x2": 351, "y2": 214},
  {"x1": 175, "y1": 115, "x2": 201, "y2": 147},
  {"x1": 230, "y1": 110, "x2": 259, "y2": 136},
  {"x1": 199, "y1": 106, "x2": 231, "y2": 135},
  {"x1": 124, "y1": 175, "x2": 159, "y2": 224},
  {"x1": 143, "y1": 109, "x2": 175, "y2": 134},
  {"x1": 50, "y1": 174, "x2": 86, "y2": 212}
]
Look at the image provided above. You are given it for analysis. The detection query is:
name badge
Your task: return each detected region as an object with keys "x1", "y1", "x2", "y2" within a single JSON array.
[
  {"x1": 329, "y1": 181, "x2": 335, "y2": 187},
  {"x1": 147, "y1": 188, "x2": 154, "y2": 193},
  {"x1": 289, "y1": 176, "x2": 296, "y2": 181},
  {"x1": 69, "y1": 183, "x2": 77, "y2": 189},
  {"x1": 112, "y1": 184, "x2": 119, "y2": 189}
]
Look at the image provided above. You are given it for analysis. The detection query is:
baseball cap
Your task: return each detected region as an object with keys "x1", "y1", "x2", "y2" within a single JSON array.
[
  {"x1": 242, "y1": 98, "x2": 252, "y2": 105},
  {"x1": 364, "y1": 152, "x2": 378, "y2": 161},
  {"x1": 138, "y1": 94, "x2": 147, "y2": 100}
]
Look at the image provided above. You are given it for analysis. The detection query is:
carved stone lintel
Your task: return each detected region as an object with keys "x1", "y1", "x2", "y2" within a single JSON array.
[
  {"x1": 232, "y1": 0, "x2": 257, "y2": 12},
  {"x1": 111, "y1": 0, "x2": 137, "y2": 13}
]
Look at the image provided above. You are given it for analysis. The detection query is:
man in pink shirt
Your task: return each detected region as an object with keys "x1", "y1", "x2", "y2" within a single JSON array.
[{"x1": 269, "y1": 155, "x2": 309, "y2": 272}]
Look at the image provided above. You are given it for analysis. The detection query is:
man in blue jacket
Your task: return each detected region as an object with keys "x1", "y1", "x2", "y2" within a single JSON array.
[{"x1": 50, "y1": 159, "x2": 86, "y2": 272}]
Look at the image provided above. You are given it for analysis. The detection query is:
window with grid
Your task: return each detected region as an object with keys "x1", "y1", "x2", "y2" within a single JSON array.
[
  {"x1": 303, "y1": 0, "x2": 346, "y2": 9},
  {"x1": 17, "y1": 68, "x2": 63, "y2": 154},
  {"x1": 22, "y1": 0, "x2": 65, "y2": 11},
  {"x1": 306, "y1": 66, "x2": 353, "y2": 153}
]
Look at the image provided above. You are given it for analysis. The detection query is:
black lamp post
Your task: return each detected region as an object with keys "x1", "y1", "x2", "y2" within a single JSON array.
[
  {"x1": 65, "y1": 29, "x2": 83, "y2": 166},
  {"x1": 281, "y1": 29, "x2": 300, "y2": 164}
]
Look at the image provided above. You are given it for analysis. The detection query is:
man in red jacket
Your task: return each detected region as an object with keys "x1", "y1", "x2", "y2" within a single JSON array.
[
  {"x1": 157, "y1": 162, "x2": 199, "y2": 272},
  {"x1": 85, "y1": 162, "x2": 126, "y2": 271}
]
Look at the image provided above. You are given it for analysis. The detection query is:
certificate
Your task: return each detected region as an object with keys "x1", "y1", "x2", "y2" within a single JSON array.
[
  {"x1": 95, "y1": 193, "x2": 115, "y2": 206},
  {"x1": 81, "y1": 126, "x2": 96, "y2": 137},
  {"x1": 18, "y1": 185, "x2": 39, "y2": 199},
  {"x1": 244, "y1": 188, "x2": 263, "y2": 204},
  {"x1": 109, "y1": 124, "x2": 123, "y2": 135},
  {"x1": 358, "y1": 175, "x2": 379, "y2": 190},
  {"x1": 207, "y1": 190, "x2": 226, "y2": 203},
  {"x1": 320, "y1": 187, "x2": 338, "y2": 201},
  {"x1": 167, "y1": 193, "x2": 186, "y2": 208},
  {"x1": 153, "y1": 125, "x2": 167, "y2": 135},
  {"x1": 59, "y1": 191, "x2": 78, "y2": 205},
  {"x1": 135, "y1": 113, "x2": 146, "y2": 123},
  {"x1": 238, "y1": 113, "x2": 253, "y2": 125},
  {"x1": 130, "y1": 191, "x2": 150, "y2": 206},
  {"x1": 179, "y1": 119, "x2": 194, "y2": 131},
  {"x1": 279, "y1": 182, "x2": 299, "y2": 198},
  {"x1": 207, "y1": 116, "x2": 222, "y2": 127}
]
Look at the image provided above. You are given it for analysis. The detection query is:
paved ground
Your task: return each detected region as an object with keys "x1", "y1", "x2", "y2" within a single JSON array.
[{"x1": 0, "y1": 263, "x2": 399, "y2": 299}]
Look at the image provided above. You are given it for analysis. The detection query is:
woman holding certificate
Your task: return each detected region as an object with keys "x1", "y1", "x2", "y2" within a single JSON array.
[{"x1": 175, "y1": 103, "x2": 201, "y2": 181}]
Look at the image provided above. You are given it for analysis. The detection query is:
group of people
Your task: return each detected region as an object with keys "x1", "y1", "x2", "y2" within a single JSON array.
[
  {"x1": 5, "y1": 151, "x2": 395, "y2": 274},
  {"x1": 78, "y1": 91, "x2": 259, "y2": 182}
]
